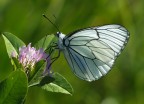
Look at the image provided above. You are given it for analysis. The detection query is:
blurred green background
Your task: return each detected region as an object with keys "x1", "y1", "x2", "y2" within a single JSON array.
[{"x1": 0, "y1": 0, "x2": 144, "y2": 104}]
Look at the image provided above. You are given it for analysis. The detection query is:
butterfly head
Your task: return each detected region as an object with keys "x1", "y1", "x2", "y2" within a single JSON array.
[
  {"x1": 55, "y1": 32, "x2": 61, "y2": 37},
  {"x1": 56, "y1": 32, "x2": 66, "y2": 50},
  {"x1": 55, "y1": 32, "x2": 65, "y2": 39}
]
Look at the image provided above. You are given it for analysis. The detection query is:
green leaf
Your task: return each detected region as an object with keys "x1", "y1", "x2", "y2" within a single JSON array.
[
  {"x1": 0, "y1": 70, "x2": 28, "y2": 104},
  {"x1": 34, "y1": 34, "x2": 56, "y2": 51},
  {"x1": 39, "y1": 75, "x2": 55, "y2": 86},
  {"x1": 41, "y1": 73, "x2": 73, "y2": 95},
  {"x1": 11, "y1": 57, "x2": 23, "y2": 71},
  {"x1": 2, "y1": 32, "x2": 25, "y2": 58},
  {"x1": 28, "y1": 60, "x2": 46, "y2": 87}
]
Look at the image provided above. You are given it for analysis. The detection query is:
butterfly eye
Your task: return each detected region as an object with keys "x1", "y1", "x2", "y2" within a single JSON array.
[{"x1": 55, "y1": 32, "x2": 60, "y2": 37}]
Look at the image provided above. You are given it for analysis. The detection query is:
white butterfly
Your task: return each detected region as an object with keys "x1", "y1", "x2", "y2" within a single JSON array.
[{"x1": 53, "y1": 24, "x2": 129, "y2": 82}]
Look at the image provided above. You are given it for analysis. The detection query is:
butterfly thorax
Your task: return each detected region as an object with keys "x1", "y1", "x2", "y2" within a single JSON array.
[{"x1": 57, "y1": 32, "x2": 66, "y2": 50}]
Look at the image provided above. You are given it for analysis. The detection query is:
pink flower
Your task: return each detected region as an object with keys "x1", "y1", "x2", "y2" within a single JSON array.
[{"x1": 11, "y1": 43, "x2": 50, "y2": 74}]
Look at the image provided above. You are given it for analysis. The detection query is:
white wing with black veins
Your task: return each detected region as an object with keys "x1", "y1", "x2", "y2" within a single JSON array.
[{"x1": 62, "y1": 25, "x2": 129, "y2": 81}]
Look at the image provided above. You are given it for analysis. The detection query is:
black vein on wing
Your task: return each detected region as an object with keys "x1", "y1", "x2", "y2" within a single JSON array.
[
  {"x1": 98, "y1": 31, "x2": 126, "y2": 42},
  {"x1": 68, "y1": 38, "x2": 116, "y2": 63},
  {"x1": 83, "y1": 58, "x2": 96, "y2": 79},
  {"x1": 66, "y1": 48, "x2": 75, "y2": 73},
  {"x1": 99, "y1": 37, "x2": 122, "y2": 48},
  {"x1": 68, "y1": 48, "x2": 88, "y2": 80},
  {"x1": 92, "y1": 58, "x2": 104, "y2": 77},
  {"x1": 70, "y1": 42, "x2": 114, "y2": 68},
  {"x1": 98, "y1": 40, "x2": 119, "y2": 56},
  {"x1": 118, "y1": 27, "x2": 129, "y2": 33},
  {"x1": 93, "y1": 59, "x2": 110, "y2": 76},
  {"x1": 99, "y1": 29, "x2": 128, "y2": 38},
  {"x1": 67, "y1": 48, "x2": 87, "y2": 80},
  {"x1": 73, "y1": 52, "x2": 91, "y2": 80},
  {"x1": 90, "y1": 48, "x2": 114, "y2": 60},
  {"x1": 69, "y1": 36, "x2": 95, "y2": 41}
]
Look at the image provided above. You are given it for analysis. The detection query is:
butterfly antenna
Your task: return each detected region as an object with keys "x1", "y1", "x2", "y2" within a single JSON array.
[
  {"x1": 52, "y1": 14, "x2": 57, "y2": 20},
  {"x1": 42, "y1": 14, "x2": 60, "y2": 32}
]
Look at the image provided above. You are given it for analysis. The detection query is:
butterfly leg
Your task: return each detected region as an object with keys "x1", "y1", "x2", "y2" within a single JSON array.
[
  {"x1": 44, "y1": 43, "x2": 61, "y2": 75},
  {"x1": 46, "y1": 48, "x2": 60, "y2": 69}
]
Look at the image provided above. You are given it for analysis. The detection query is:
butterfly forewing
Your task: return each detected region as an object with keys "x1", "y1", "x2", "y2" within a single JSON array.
[{"x1": 62, "y1": 24, "x2": 129, "y2": 81}]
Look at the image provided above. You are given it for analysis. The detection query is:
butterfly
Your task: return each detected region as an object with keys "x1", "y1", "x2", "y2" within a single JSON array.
[
  {"x1": 41, "y1": 16, "x2": 129, "y2": 81},
  {"x1": 48, "y1": 24, "x2": 129, "y2": 82}
]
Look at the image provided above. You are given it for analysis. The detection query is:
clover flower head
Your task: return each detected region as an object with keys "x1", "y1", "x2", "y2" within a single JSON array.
[{"x1": 11, "y1": 43, "x2": 50, "y2": 74}]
